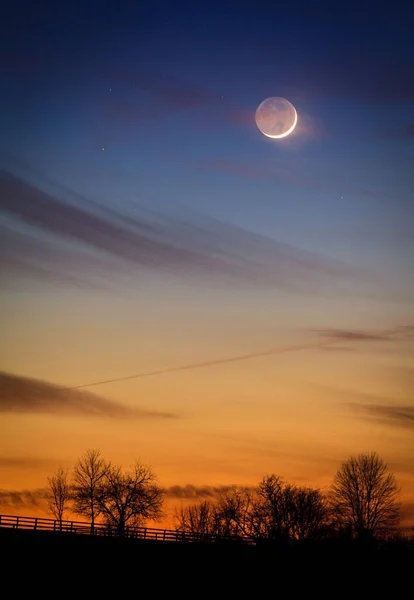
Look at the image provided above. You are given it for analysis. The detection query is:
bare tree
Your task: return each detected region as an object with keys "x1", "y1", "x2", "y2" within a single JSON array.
[
  {"x1": 174, "y1": 500, "x2": 219, "y2": 536},
  {"x1": 72, "y1": 449, "x2": 108, "y2": 534},
  {"x1": 330, "y1": 452, "x2": 401, "y2": 539},
  {"x1": 286, "y1": 485, "x2": 330, "y2": 540},
  {"x1": 253, "y1": 475, "x2": 290, "y2": 540},
  {"x1": 96, "y1": 461, "x2": 164, "y2": 536},
  {"x1": 174, "y1": 488, "x2": 257, "y2": 540},
  {"x1": 215, "y1": 487, "x2": 256, "y2": 538},
  {"x1": 250, "y1": 476, "x2": 331, "y2": 541},
  {"x1": 46, "y1": 466, "x2": 71, "y2": 525}
]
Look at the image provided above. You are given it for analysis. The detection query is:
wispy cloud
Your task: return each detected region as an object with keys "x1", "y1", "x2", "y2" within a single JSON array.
[
  {"x1": 0, "y1": 372, "x2": 178, "y2": 419},
  {"x1": 0, "y1": 168, "x2": 375, "y2": 295},
  {"x1": 165, "y1": 484, "x2": 240, "y2": 500},
  {"x1": 385, "y1": 123, "x2": 414, "y2": 141},
  {"x1": 198, "y1": 158, "x2": 272, "y2": 181},
  {"x1": 97, "y1": 67, "x2": 216, "y2": 123},
  {"x1": 195, "y1": 157, "x2": 390, "y2": 200},
  {"x1": 400, "y1": 502, "x2": 414, "y2": 525},
  {"x1": 0, "y1": 488, "x2": 47, "y2": 512},
  {"x1": 0, "y1": 224, "x2": 117, "y2": 290},
  {"x1": 312, "y1": 326, "x2": 414, "y2": 344},
  {"x1": 306, "y1": 59, "x2": 414, "y2": 103},
  {"x1": 313, "y1": 329, "x2": 391, "y2": 342},
  {"x1": 317, "y1": 346, "x2": 355, "y2": 352},
  {"x1": 0, "y1": 457, "x2": 56, "y2": 469},
  {"x1": 350, "y1": 403, "x2": 414, "y2": 430}
]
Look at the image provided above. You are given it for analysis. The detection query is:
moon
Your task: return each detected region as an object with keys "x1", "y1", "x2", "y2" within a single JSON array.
[{"x1": 255, "y1": 97, "x2": 297, "y2": 139}]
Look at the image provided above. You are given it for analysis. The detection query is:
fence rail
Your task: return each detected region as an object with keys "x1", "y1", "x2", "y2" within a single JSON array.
[{"x1": 0, "y1": 513, "x2": 255, "y2": 544}]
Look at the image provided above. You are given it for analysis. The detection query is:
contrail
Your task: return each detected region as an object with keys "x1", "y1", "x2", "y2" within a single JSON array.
[
  {"x1": 62, "y1": 340, "x2": 332, "y2": 391},
  {"x1": 60, "y1": 324, "x2": 412, "y2": 391}
]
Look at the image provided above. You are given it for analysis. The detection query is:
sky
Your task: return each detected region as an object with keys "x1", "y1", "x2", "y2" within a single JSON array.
[{"x1": 1, "y1": 0, "x2": 413, "y2": 528}]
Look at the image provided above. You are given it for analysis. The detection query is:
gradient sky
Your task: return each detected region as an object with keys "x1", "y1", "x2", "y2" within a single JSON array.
[{"x1": 1, "y1": 0, "x2": 413, "y2": 527}]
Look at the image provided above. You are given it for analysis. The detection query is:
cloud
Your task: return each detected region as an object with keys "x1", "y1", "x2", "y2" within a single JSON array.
[
  {"x1": 317, "y1": 346, "x2": 355, "y2": 353},
  {"x1": 0, "y1": 457, "x2": 56, "y2": 469},
  {"x1": 387, "y1": 457, "x2": 414, "y2": 476},
  {"x1": 0, "y1": 224, "x2": 117, "y2": 290},
  {"x1": 165, "y1": 484, "x2": 240, "y2": 500},
  {"x1": 0, "y1": 488, "x2": 47, "y2": 511},
  {"x1": 194, "y1": 157, "x2": 390, "y2": 201},
  {"x1": 97, "y1": 68, "x2": 216, "y2": 123},
  {"x1": 313, "y1": 329, "x2": 391, "y2": 342},
  {"x1": 0, "y1": 372, "x2": 178, "y2": 419},
  {"x1": 198, "y1": 158, "x2": 271, "y2": 181},
  {"x1": 400, "y1": 502, "x2": 414, "y2": 524},
  {"x1": 307, "y1": 59, "x2": 414, "y2": 104},
  {"x1": 0, "y1": 168, "x2": 375, "y2": 295},
  {"x1": 312, "y1": 326, "x2": 414, "y2": 344},
  {"x1": 350, "y1": 403, "x2": 414, "y2": 430},
  {"x1": 385, "y1": 123, "x2": 414, "y2": 141}
]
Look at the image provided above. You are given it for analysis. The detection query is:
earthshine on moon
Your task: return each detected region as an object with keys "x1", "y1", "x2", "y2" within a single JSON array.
[{"x1": 255, "y1": 97, "x2": 297, "y2": 139}]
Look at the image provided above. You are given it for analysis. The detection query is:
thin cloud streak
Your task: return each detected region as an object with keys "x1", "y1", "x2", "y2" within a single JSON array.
[
  {"x1": 350, "y1": 403, "x2": 414, "y2": 430},
  {"x1": 63, "y1": 325, "x2": 412, "y2": 390},
  {"x1": 63, "y1": 341, "x2": 335, "y2": 390},
  {"x1": 165, "y1": 484, "x2": 241, "y2": 499},
  {"x1": 312, "y1": 326, "x2": 414, "y2": 344},
  {"x1": 0, "y1": 457, "x2": 56, "y2": 469}
]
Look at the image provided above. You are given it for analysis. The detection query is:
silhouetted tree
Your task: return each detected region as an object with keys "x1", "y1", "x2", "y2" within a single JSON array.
[
  {"x1": 215, "y1": 487, "x2": 256, "y2": 538},
  {"x1": 286, "y1": 485, "x2": 330, "y2": 540},
  {"x1": 330, "y1": 452, "x2": 401, "y2": 540},
  {"x1": 252, "y1": 475, "x2": 290, "y2": 540},
  {"x1": 96, "y1": 461, "x2": 164, "y2": 536},
  {"x1": 46, "y1": 466, "x2": 70, "y2": 525},
  {"x1": 174, "y1": 489, "x2": 256, "y2": 539},
  {"x1": 72, "y1": 449, "x2": 108, "y2": 534},
  {"x1": 174, "y1": 500, "x2": 219, "y2": 536},
  {"x1": 175, "y1": 479, "x2": 331, "y2": 542},
  {"x1": 250, "y1": 476, "x2": 330, "y2": 541}
]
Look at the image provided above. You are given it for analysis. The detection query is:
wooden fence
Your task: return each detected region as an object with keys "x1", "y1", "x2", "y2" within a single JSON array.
[{"x1": 0, "y1": 513, "x2": 255, "y2": 544}]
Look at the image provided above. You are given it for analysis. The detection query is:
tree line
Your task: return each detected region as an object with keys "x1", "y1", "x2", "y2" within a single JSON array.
[{"x1": 46, "y1": 450, "x2": 401, "y2": 540}]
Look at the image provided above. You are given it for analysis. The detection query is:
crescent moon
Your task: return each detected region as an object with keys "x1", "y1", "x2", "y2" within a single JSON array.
[{"x1": 262, "y1": 107, "x2": 298, "y2": 139}]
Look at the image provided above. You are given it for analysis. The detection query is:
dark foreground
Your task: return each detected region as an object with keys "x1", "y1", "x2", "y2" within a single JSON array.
[{"x1": 2, "y1": 527, "x2": 412, "y2": 592}]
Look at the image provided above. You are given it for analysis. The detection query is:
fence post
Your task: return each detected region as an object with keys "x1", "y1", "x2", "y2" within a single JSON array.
[
  {"x1": 34, "y1": 518, "x2": 38, "y2": 530},
  {"x1": 16, "y1": 516, "x2": 19, "y2": 530}
]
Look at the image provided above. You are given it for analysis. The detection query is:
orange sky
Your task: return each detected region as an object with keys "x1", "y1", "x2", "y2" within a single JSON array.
[{"x1": 1, "y1": 283, "x2": 413, "y2": 529}]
